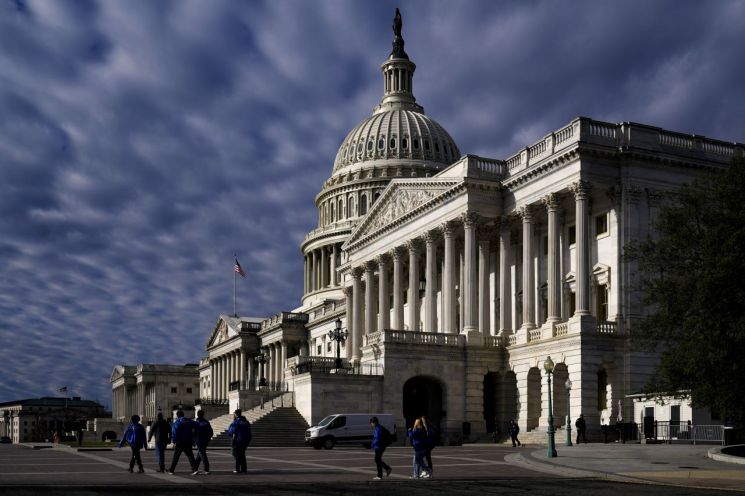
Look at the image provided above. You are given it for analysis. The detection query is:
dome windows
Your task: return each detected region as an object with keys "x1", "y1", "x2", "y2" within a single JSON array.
[
  {"x1": 359, "y1": 194, "x2": 368, "y2": 215},
  {"x1": 401, "y1": 137, "x2": 408, "y2": 149},
  {"x1": 413, "y1": 137, "x2": 420, "y2": 150},
  {"x1": 390, "y1": 137, "x2": 397, "y2": 149},
  {"x1": 367, "y1": 140, "x2": 373, "y2": 152},
  {"x1": 378, "y1": 137, "x2": 385, "y2": 150},
  {"x1": 424, "y1": 139, "x2": 430, "y2": 151}
]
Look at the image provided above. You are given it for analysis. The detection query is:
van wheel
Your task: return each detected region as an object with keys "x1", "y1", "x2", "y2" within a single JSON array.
[{"x1": 323, "y1": 437, "x2": 336, "y2": 450}]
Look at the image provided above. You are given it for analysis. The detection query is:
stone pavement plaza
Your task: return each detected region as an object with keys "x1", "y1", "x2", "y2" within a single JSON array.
[{"x1": 0, "y1": 443, "x2": 743, "y2": 495}]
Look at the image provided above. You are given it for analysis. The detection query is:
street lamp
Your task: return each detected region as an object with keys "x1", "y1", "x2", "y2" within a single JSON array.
[
  {"x1": 254, "y1": 347, "x2": 270, "y2": 387},
  {"x1": 565, "y1": 378, "x2": 573, "y2": 446},
  {"x1": 544, "y1": 356, "x2": 557, "y2": 458},
  {"x1": 328, "y1": 318, "x2": 348, "y2": 370}
]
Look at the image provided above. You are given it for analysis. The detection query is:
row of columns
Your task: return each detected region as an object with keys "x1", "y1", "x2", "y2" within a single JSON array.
[
  {"x1": 304, "y1": 243, "x2": 341, "y2": 294},
  {"x1": 344, "y1": 180, "x2": 594, "y2": 362},
  {"x1": 209, "y1": 349, "x2": 248, "y2": 399},
  {"x1": 263, "y1": 341, "x2": 288, "y2": 386}
]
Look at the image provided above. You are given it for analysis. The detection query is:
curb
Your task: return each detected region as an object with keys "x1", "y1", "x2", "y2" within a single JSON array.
[{"x1": 708, "y1": 445, "x2": 745, "y2": 465}]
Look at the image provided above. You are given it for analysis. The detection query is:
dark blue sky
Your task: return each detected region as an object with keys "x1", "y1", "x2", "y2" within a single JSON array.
[{"x1": 1, "y1": 0, "x2": 743, "y2": 407}]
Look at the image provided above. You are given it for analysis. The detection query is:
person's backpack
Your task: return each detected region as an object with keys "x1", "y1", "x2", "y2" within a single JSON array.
[{"x1": 380, "y1": 425, "x2": 396, "y2": 446}]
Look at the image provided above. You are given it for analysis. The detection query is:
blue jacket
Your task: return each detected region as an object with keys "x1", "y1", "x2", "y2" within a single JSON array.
[
  {"x1": 227, "y1": 417, "x2": 252, "y2": 446},
  {"x1": 194, "y1": 418, "x2": 213, "y2": 448},
  {"x1": 171, "y1": 417, "x2": 195, "y2": 445},
  {"x1": 371, "y1": 424, "x2": 385, "y2": 450},
  {"x1": 119, "y1": 422, "x2": 146, "y2": 449},
  {"x1": 407, "y1": 427, "x2": 428, "y2": 452}
]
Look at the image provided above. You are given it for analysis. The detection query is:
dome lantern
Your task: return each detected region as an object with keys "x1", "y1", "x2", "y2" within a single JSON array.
[{"x1": 375, "y1": 8, "x2": 422, "y2": 115}]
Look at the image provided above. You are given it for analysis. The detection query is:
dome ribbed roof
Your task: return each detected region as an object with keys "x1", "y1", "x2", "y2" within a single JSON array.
[{"x1": 332, "y1": 109, "x2": 460, "y2": 174}]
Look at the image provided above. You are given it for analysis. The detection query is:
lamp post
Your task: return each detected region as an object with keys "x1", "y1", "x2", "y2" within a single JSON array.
[
  {"x1": 254, "y1": 347, "x2": 270, "y2": 387},
  {"x1": 565, "y1": 378, "x2": 573, "y2": 446},
  {"x1": 328, "y1": 318, "x2": 348, "y2": 370},
  {"x1": 544, "y1": 356, "x2": 557, "y2": 458}
]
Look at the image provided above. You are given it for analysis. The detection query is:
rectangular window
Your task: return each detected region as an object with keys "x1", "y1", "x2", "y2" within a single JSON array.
[
  {"x1": 596, "y1": 212, "x2": 608, "y2": 236},
  {"x1": 597, "y1": 284, "x2": 608, "y2": 321},
  {"x1": 568, "y1": 225, "x2": 576, "y2": 245},
  {"x1": 569, "y1": 292, "x2": 576, "y2": 316},
  {"x1": 317, "y1": 345, "x2": 322, "y2": 355},
  {"x1": 186, "y1": 388, "x2": 193, "y2": 394},
  {"x1": 670, "y1": 405, "x2": 680, "y2": 427},
  {"x1": 327, "y1": 342, "x2": 332, "y2": 352},
  {"x1": 170, "y1": 387, "x2": 177, "y2": 394}
]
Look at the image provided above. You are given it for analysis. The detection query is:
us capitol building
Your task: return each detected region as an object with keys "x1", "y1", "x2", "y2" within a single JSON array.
[{"x1": 112, "y1": 11, "x2": 743, "y2": 443}]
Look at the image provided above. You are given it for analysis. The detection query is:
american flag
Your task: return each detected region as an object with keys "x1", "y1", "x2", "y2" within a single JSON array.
[
  {"x1": 234, "y1": 258, "x2": 246, "y2": 278},
  {"x1": 58, "y1": 386, "x2": 67, "y2": 393}
]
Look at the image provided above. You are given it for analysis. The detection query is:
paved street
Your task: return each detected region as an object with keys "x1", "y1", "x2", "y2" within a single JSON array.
[{"x1": 0, "y1": 443, "x2": 742, "y2": 495}]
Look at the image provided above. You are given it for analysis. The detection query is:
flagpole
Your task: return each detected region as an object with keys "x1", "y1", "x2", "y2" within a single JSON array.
[{"x1": 233, "y1": 254, "x2": 237, "y2": 317}]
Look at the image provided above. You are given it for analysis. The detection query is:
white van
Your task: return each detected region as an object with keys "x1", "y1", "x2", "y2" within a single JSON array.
[{"x1": 305, "y1": 413, "x2": 395, "y2": 449}]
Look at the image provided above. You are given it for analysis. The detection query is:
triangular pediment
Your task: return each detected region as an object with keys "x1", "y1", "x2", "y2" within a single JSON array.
[
  {"x1": 346, "y1": 178, "x2": 462, "y2": 249},
  {"x1": 206, "y1": 315, "x2": 239, "y2": 349}
]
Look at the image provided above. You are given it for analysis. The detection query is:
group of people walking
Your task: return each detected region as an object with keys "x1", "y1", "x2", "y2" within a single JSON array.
[
  {"x1": 369, "y1": 415, "x2": 439, "y2": 481},
  {"x1": 118, "y1": 408, "x2": 251, "y2": 475}
]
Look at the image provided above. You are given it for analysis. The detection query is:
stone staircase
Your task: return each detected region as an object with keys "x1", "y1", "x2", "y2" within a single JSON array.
[{"x1": 208, "y1": 394, "x2": 309, "y2": 447}]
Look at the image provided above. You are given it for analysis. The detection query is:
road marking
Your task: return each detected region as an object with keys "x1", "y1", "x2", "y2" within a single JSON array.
[{"x1": 64, "y1": 449, "x2": 199, "y2": 484}]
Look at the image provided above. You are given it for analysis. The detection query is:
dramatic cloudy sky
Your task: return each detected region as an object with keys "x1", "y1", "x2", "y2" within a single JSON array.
[{"x1": 1, "y1": 0, "x2": 743, "y2": 407}]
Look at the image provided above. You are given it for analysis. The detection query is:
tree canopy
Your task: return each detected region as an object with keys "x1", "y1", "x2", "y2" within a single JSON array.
[{"x1": 627, "y1": 157, "x2": 745, "y2": 427}]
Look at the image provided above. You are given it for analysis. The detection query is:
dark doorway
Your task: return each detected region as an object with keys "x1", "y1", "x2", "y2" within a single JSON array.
[
  {"x1": 483, "y1": 372, "x2": 500, "y2": 433},
  {"x1": 403, "y1": 376, "x2": 444, "y2": 429}
]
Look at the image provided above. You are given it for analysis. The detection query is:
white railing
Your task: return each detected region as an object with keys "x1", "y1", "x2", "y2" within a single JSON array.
[
  {"x1": 659, "y1": 132, "x2": 693, "y2": 149},
  {"x1": 528, "y1": 139, "x2": 547, "y2": 159},
  {"x1": 589, "y1": 121, "x2": 617, "y2": 139},
  {"x1": 365, "y1": 329, "x2": 464, "y2": 347},
  {"x1": 597, "y1": 321, "x2": 617, "y2": 334},
  {"x1": 484, "y1": 336, "x2": 503, "y2": 348},
  {"x1": 507, "y1": 334, "x2": 517, "y2": 346},
  {"x1": 467, "y1": 155, "x2": 505, "y2": 176},
  {"x1": 554, "y1": 123, "x2": 574, "y2": 145},
  {"x1": 554, "y1": 322, "x2": 569, "y2": 337},
  {"x1": 528, "y1": 328, "x2": 542, "y2": 342},
  {"x1": 505, "y1": 153, "x2": 522, "y2": 171},
  {"x1": 702, "y1": 141, "x2": 735, "y2": 156}
]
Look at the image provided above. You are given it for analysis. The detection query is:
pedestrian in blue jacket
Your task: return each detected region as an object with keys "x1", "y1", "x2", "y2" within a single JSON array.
[
  {"x1": 369, "y1": 416, "x2": 392, "y2": 480},
  {"x1": 119, "y1": 414, "x2": 146, "y2": 473},
  {"x1": 193, "y1": 409, "x2": 213, "y2": 474},
  {"x1": 407, "y1": 418, "x2": 431, "y2": 479},
  {"x1": 422, "y1": 416, "x2": 438, "y2": 476},
  {"x1": 167, "y1": 410, "x2": 198, "y2": 475},
  {"x1": 227, "y1": 409, "x2": 252, "y2": 474}
]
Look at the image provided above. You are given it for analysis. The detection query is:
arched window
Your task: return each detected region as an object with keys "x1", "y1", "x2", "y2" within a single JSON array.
[
  {"x1": 330, "y1": 202, "x2": 335, "y2": 222},
  {"x1": 349, "y1": 196, "x2": 356, "y2": 217},
  {"x1": 359, "y1": 194, "x2": 368, "y2": 215},
  {"x1": 338, "y1": 198, "x2": 344, "y2": 219},
  {"x1": 373, "y1": 191, "x2": 381, "y2": 203}
]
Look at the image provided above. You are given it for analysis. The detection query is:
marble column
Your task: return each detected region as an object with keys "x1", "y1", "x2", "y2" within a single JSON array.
[
  {"x1": 377, "y1": 254, "x2": 391, "y2": 332},
  {"x1": 520, "y1": 206, "x2": 536, "y2": 329},
  {"x1": 239, "y1": 350, "x2": 246, "y2": 389},
  {"x1": 330, "y1": 244, "x2": 338, "y2": 287},
  {"x1": 499, "y1": 219, "x2": 512, "y2": 334},
  {"x1": 312, "y1": 250, "x2": 319, "y2": 292},
  {"x1": 343, "y1": 286, "x2": 354, "y2": 359},
  {"x1": 280, "y1": 342, "x2": 287, "y2": 384},
  {"x1": 424, "y1": 229, "x2": 439, "y2": 333},
  {"x1": 544, "y1": 193, "x2": 562, "y2": 322},
  {"x1": 462, "y1": 213, "x2": 479, "y2": 334},
  {"x1": 478, "y1": 225, "x2": 492, "y2": 335},
  {"x1": 320, "y1": 248, "x2": 328, "y2": 289},
  {"x1": 571, "y1": 180, "x2": 592, "y2": 315},
  {"x1": 351, "y1": 267, "x2": 364, "y2": 364},
  {"x1": 443, "y1": 220, "x2": 457, "y2": 334},
  {"x1": 364, "y1": 261, "x2": 377, "y2": 335},
  {"x1": 407, "y1": 239, "x2": 422, "y2": 332},
  {"x1": 391, "y1": 247, "x2": 405, "y2": 329}
]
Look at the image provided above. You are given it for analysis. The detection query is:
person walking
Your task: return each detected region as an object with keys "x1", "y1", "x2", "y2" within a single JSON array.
[
  {"x1": 227, "y1": 410, "x2": 252, "y2": 474},
  {"x1": 148, "y1": 412, "x2": 171, "y2": 472},
  {"x1": 509, "y1": 420, "x2": 521, "y2": 447},
  {"x1": 369, "y1": 416, "x2": 392, "y2": 480},
  {"x1": 422, "y1": 416, "x2": 438, "y2": 477},
  {"x1": 406, "y1": 418, "x2": 431, "y2": 479},
  {"x1": 193, "y1": 410, "x2": 213, "y2": 475},
  {"x1": 119, "y1": 414, "x2": 146, "y2": 473},
  {"x1": 575, "y1": 414, "x2": 588, "y2": 444},
  {"x1": 167, "y1": 410, "x2": 198, "y2": 475}
]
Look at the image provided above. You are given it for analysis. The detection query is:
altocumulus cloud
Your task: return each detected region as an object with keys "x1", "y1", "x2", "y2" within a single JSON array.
[{"x1": 0, "y1": 0, "x2": 743, "y2": 406}]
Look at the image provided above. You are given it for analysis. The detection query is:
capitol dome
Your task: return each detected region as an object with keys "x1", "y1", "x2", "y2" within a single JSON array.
[{"x1": 332, "y1": 109, "x2": 461, "y2": 174}]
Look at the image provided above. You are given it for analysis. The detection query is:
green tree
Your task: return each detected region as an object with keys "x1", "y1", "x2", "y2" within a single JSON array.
[{"x1": 627, "y1": 157, "x2": 745, "y2": 427}]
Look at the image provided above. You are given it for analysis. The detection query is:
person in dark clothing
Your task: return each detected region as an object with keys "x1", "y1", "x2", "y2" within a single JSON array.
[
  {"x1": 575, "y1": 414, "x2": 588, "y2": 444},
  {"x1": 227, "y1": 410, "x2": 252, "y2": 474},
  {"x1": 119, "y1": 414, "x2": 146, "y2": 473},
  {"x1": 422, "y1": 416, "x2": 437, "y2": 476},
  {"x1": 167, "y1": 410, "x2": 198, "y2": 475},
  {"x1": 509, "y1": 420, "x2": 521, "y2": 447},
  {"x1": 193, "y1": 410, "x2": 213, "y2": 474},
  {"x1": 369, "y1": 416, "x2": 392, "y2": 480},
  {"x1": 148, "y1": 412, "x2": 171, "y2": 472}
]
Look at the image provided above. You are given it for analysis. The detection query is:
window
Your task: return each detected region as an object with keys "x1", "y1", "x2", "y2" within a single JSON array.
[
  {"x1": 413, "y1": 138, "x2": 420, "y2": 150},
  {"x1": 327, "y1": 342, "x2": 332, "y2": 352},
  {"x1": 329, "y1": 416, "x2": 346, "y2": 429},
  {"x1": 390, "y1": 137, "x2": 397, "y2": 149},
  {"x1": 596, "y1": 212, "x2": 608, "y2": 236},
  {"x1": 378, "y1": 138, "x2": 385, "y2": 150},
  {"x1": 317, "y1": 345, "x2": 322, "y2": 355},
  {"x1": 171, "y1": 387, "x2": 177, "y2": 394},
  {"x1": 338, "y1": 199, "x2": 344, "y2": 219},
  {"x1": 359, "y1": 195, "x2": 368, "y2": 215},
  {"x1": 568, "y1": 225, "x2": 576, "y2": 245},
  {"x1": 349, "y1": 197, "x2": 355, "y2": 216},
  {"x1": 569, "y1": 292, "x2": 576, "y2": 316},
  {"x1": 597, "y1": 369, "x2": 608, "y2": 411},
  {"x1": 367, "y1": 140, "x2": 373, "y2": 151},
  {"x1": 434, "y1": 142, "x2": 440, "y2": 153},
  {"x1": 357, "y1": 143, "x2": 363, "y2": 153},
  {"x1": 424, "y1": 139, "x2": 430, "y2": 151},
  {"x1": 402, "y1": 137, "x2": 408, "y2": 149},
  {"x1": 186, "y1": 387, "x2": 193, "y2": 394},
  {"x1": 596, "y1": 284, "x2": 608, "y2": 321}
]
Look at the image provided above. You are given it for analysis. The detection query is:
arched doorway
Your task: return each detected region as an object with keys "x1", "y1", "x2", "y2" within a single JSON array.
[
  {"x1": 501, "y1": 371, "x2": 519, "y2": 434},
  {"x1": 527, "y1": 367, "x2": 542, "y2": 431},
  {"x1": 483, "y1": 372, "x2": 500, "y2": 433},
  {"x1": 403, "y1": 376, "x2": 444, "y2": 429}
]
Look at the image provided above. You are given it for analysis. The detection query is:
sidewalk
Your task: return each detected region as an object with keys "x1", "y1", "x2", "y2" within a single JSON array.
[{"x1": 505, "y1": 443, "x2": 745, "y2": 492}]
